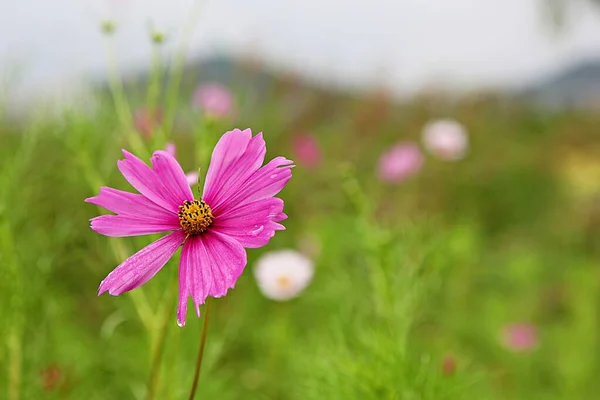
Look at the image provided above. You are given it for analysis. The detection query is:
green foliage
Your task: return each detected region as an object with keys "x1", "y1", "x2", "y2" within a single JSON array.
[{"x1": 1, "y1": 78, "x2": 600, "y2": 400}]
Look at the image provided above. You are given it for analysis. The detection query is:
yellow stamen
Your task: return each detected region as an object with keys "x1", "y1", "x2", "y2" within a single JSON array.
[
  {"x1": 276, "y1": 275, "x2": 292, "y2": 289},
  {"x1": 178, "y1": 200, "x2": 213, "y2": 236}
]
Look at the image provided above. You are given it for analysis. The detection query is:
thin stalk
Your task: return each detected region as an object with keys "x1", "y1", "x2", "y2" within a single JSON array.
[
  {"x1": 103, "y1": 36, "x2": 132, "y2": 129},
  {"x1": 146, "y1": 43, "x2": 162, "y2": 113},
  {"x1": 339, "y1": 165, "x2": 387, "y2": 315},
  {"x1": 188, "y1": 298, "x2": 212, "y2": 400},
  {"x1": 163, "y1": 1, "x2": 204, "y2": 137},
  {"x1": 7, "y1": 329, "x2": 21, "y2": 400},
  {"x1": 146, "y1": 281, "x2": 178, "y2": 400},
  {"x1": 146, "y1": 42, "x2": 167, "y2": 146},
  {"x1": 103, "y1": 36, "x2": 147, "y2": 157},
  {"x1": 1, "y1": 186, "x2": 22, "y2": 400},
  {"x1": 193, "y1": 118, "x2": 214, "y2": 171}
]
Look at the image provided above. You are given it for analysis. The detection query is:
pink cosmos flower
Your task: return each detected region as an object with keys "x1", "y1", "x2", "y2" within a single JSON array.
[
  {"x1": 86, "y1": 128, "x2": 294, "y2": 326},
  {"x1": 292, "y1": 134, "x2": 321, "y2": 169},
  {"x1": 421, "y1": 119, "x2": 468, "y2": 161},
  {"x1": 377, "y1": 142, "x2": 424, "y2": 183},
  {"x1": 133, "y1": 108, "x2": 162, "y2": 139},
  {"x1": 501, "y1": 323, "x2": 539, "y2": 352},
  {"x1": 164, "y1": 142, "x2": 199, "y2": 186},
  {"x1": 192, "y1": 83, "x2": 234, "y2": 118}
]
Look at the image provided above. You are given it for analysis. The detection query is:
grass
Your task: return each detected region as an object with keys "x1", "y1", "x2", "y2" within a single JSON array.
[{"x1": 1, "y1": 56, "x2": 600, "y2": 400}]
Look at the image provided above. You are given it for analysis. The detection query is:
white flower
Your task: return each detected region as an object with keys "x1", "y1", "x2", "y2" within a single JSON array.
[
  {"x1": 253, "y1": 250, "x2": 314, "y2": 301},
  {"x1": 421, "y1": 119, "x2": 468, "y2": 161}
]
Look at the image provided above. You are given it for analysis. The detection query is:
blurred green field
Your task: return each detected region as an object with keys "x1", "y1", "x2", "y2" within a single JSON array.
[{"x1": 1, "y1": 76, "x2": 600, "y2": 400}]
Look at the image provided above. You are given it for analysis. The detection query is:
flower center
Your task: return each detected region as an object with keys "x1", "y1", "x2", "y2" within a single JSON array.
[
  {"x1": 178, "y1": 199, "x2": 214, "y2": 236},
  {"x1": 276, "y1": 275, "x2": 292, "y2": 289}
]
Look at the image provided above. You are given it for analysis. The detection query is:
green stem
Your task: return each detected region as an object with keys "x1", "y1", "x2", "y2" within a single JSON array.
[
  {"x1": 188, "y1": 298, "x2": 212, "y2": 400},
  {"x1": 193, "y1": 117, "x2": 214, "y2": 171},
  {"x1": 147, "y1": 43, "x2": 167, "y2": 146},
  {"x1": 146, "y1": 281, "x2": 178, "y2": 400},
  {"x1": 103, "y1": 36, "x2": 132, "y2": 128},
  {"x1": 146, "y1": 44, "x2": 162, "y2": 113},
  {"x1": 103, "y1": 36, "x2": 147, "y2": 157},
  {"x1": 339, "y1": 164, "x2": 387, "y2": 315},
  {"x1": 163, "y1": 1, "x2": 203, "y2": 137},
  {"x1": 7, "y1": 329, "x2": 21, "y2": 400}
]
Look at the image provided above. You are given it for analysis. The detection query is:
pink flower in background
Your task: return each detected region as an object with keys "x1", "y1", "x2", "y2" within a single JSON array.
[
  {"x1": 292, "y1": 134, "x2": 321, "y2": 169},
  {"x1": 501, "y1": 323, "x2": 539, "y2": 352},
  {"x1": 133, "y1": 108, "x2": 162, "y2": 139},
  {"x1": 441, "y1": 354, "x2": 457, "y2": 376},
  {"x1": 377, "y1": 142, "x2": 424, "y2": 183},
  {"x1": 164, "y1": 142, "x2": 176, "y2": 157},
  {"x1": 192, "y1": 83, "x2": 234, "y2": 118},
  {"x1": 164, "y1": 142, "x2": 199, "y2": 186},
  {"x1": 86, "y1": 129, "x2": 294, "y2": 326},
  {"x1": 184, "y1": 171, "x2": 200, "y2": 187},
  {"x1": 421, "y1": 119, "x2": 468, "y2": 161}
]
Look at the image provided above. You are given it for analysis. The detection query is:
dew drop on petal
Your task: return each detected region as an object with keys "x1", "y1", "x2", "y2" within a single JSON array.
[
  {"x1": 269, "y1": 174, "x2": 278, "y2": 179},
  {"x1": 250, "y1": 225, "x2": 264, "y2": 236}
]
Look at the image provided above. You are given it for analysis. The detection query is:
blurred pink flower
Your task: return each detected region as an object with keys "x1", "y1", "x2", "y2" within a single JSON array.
[
  {"x1": 292, "y1": 134, "x2": 321, "y2": 169},
  {"x1": 40, "y1": 364, "x2": 62, "y2": 392},
  {"x1": 185, "y1": 171, "x2": 199, "y2": 187},
  {"x1": 501, "y1": 323, "x2": 538, "y2": 352},
  {"x1": 377, "y1": 142, "x2": 424, "y2": 183},
  {"x1": 442, "y1": 354, "x2": 457, "y2": 376},
  {"x1": 164, "y1": 142, "x2": 199, "y2": 186},
  {"x1": 421, "y1": 119, "x2": 468, "y2": 161},
  {"x1": 133, "y1": 108, "x2": 162, "y2": 139},
  {"x1": 165, "y1": 142, "x2": 176, "y2": 158},
  {"x1": 192, "y1": 83, "x2": 234, "y2": 118}
]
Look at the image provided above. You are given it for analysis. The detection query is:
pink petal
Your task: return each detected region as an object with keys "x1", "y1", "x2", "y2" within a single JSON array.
[
  {"x1": 202, "y1": 129, "x2": 267, "y2": 210},
  {"x1": 212, "y1": 198, "x2": 286, "y2": 248},
  {"x1": 85, "y1": 187, "x2": 175, "y2": 221},
  {"x1": 90, "y1": 214, "x2": 180, "y2": 237},
  {"x1": 177, "y1": 231, "x2": 246, "y2": 326},
  {"x1": 177, "y1": 238, "x2": 205, "y2": 326},
  {"x1": 98, "y1": 230, "x2": 185, "y2": 296},
  {"x1": 150, "y1": 150, "x2": 194, "y2": 206},
  {"x1": 211, "y1": 156, "x2": 294, "y2": 214},
  {"x1": 117, "y1": 150, "x2": 179, "y2": 212},
  {"x1": 272, "y1": 212, "x2": 288, "y2": 223}
]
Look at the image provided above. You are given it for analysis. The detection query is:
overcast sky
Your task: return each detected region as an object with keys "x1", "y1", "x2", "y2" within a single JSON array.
[{"x1": 2, "y1": 0, "x2": 600, "y2": 100}]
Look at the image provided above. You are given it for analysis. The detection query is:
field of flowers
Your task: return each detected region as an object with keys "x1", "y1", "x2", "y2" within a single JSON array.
[{"x1": 2, "y1": 35, "x2": 600, "y2": 400}]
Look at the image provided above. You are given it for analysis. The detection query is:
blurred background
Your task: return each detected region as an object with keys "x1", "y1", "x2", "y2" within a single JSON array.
[
  {"x1": 1, "y1": 0, "x2": 600, "y2": 399},
  {"x1": 4, "y1": 0, "x2": 600, "y2": 105}
]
